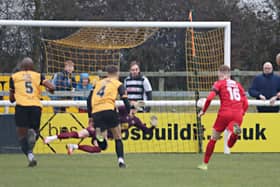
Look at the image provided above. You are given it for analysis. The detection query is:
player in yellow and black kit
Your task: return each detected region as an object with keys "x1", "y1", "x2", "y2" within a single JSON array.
[
  {"x1": 90, "y1": 65, "x2": 132, "y2": 168},
  {"x1": 9, "y1": 57, "x2": 55, "y2": 167}
]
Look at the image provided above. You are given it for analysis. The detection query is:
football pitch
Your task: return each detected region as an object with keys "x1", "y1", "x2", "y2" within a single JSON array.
[{"x1": 0, "y1": 153, "x2": 279, "y2": 187}]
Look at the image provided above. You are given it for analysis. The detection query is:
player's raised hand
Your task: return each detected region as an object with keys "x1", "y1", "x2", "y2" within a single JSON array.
[
  {"x1": 259, "y1": 94, "x2": 266, "y2": 100},
  {"x1": 129, "y1": 108, "x2": 137, "y2": 117},
  {"x1": 269, "y1": 96, "x2": 277, "y2": 105}
]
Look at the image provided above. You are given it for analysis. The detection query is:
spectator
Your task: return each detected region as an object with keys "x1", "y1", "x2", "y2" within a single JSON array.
[
  {"x1": 52, "y1": 60, "x2": 76, "y2": 113},
  {"x1": 276, "y1": 53, "x2": 280, "y2": 66},
  {"x1": 123, "y1": 61, "x2": 152, "y2": 112},
  {"x1": 75, "y1": 73, "x2": 93, "y2": 113},
  {"x1": 249, "y1": 62, "x2": 280, "y2": 112}
]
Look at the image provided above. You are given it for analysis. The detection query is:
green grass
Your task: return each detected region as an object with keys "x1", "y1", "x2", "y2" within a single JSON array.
[{"x1": 0, "y1": 153, "x2": 279, "y2": 187}]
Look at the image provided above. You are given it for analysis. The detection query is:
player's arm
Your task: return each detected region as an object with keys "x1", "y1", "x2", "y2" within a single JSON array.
[
  {"x1": 87, "y1": 88, "x2": 94, "y2": 126},
  {"x1": 199, "y1": 83, "x2": 219, "y2": 117},
  {"x1": 201, "y1": 90, "x2": 217, "y2": 113},
  {"x1": 41, "y1": 74, "x2": 55, "y2": 94},
  {"x1": 87, "y1": 88, "x2": 94, "y2": 118},
  {"x1": 9, "y1": 77, "x2": 15, "y2": 103},
  {"x1": 118, "y1": 84, "x2": 131, "y2": 113},
  {"x1": 143, "y1": 77, "x2": 152, "y2": 112},
  {"x1": 143, "y1": 77, "x2": 152, "y2": 100}
]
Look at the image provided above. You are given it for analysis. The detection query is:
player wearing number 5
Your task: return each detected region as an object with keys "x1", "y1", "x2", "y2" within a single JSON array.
[
  {"x1": 9, "y1": 57, "x2": 55, "y2": 167},
  {"x1": 197, "y1": 65, "x2": 248, "y2": 171}
]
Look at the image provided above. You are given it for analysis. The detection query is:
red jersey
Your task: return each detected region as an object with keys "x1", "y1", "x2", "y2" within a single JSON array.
[{"x1": 203, "y1": 79, "x2": 248, "y2": 113}]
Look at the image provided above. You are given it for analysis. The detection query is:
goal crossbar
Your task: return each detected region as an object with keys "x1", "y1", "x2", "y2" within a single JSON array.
[{"x1": 0, "y1": 20, "x2": 230, "y2": 28}]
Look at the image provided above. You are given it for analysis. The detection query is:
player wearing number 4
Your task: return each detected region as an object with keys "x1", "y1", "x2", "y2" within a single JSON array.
[
  {"x1": 91, "y1": 65, "x2": 133, "y2": 168},
  {"x1": 197, "y1": 65, "x2": 248, "y2": 171},
  {"x1": 9, "y1": 57, "x2": 55, "y2": 167}
]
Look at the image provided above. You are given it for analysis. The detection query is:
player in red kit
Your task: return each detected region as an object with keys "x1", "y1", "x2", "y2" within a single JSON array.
[{"x1": 197, "y1": 65, "x2": 248, "y2": 171}]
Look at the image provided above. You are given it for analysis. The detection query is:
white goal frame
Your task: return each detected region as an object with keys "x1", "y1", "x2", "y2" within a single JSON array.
[{"x1": 0, "y1": 20, "x2": 231, "y2": 67}]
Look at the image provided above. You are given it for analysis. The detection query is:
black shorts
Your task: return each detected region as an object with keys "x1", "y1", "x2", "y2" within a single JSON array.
[
  {"x1": 92, "y1": 110, "x2": 119, "y2": 131},
  {"x1": 15, "y1": 105, "x2": 42, "y2": 130}
]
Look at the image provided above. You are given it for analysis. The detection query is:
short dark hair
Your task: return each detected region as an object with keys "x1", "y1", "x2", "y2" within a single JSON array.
[
  {"x1": 129, "y1": 60, "x2": 140, "y2": 69},
  {"x1": 20, "y1": 57, "x2": 34, "y2": 71},
  {"x1": 105, "y1": 65, "x2": 119, "y2": 74},
  {"x1": 219, "y1": 65, "x2": 230, "y2": 74}
]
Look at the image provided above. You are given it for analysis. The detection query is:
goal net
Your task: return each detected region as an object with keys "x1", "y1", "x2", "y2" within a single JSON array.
[
  {"x1": 43, "y1": 27, "x2": 157, "y2": 74},
  {"x1": 0, "y1": 20, "x2": 230, "y2": 154},
  {"x1": 186, "y1": 28, "x2": 224, "y2": 91}
]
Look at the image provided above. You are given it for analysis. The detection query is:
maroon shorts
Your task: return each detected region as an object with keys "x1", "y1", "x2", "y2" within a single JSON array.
[
  {"x1": 86, "y1": 126, "x2": 96, "y2": 138},
  {"x1": 213, "y1": 111, "x2": 243, "y2": 132}
]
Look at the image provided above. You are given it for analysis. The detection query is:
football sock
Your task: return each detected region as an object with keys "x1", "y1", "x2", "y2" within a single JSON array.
[
  {"x1": 27, "y1": 129, "x2": 37, "y2": 151},
  {"x1": 58, "y1": 131, "x2": 79, "y2": 139},
  {"x1": 19, "y1": 137, "x2": 29, "y2": 156},
  {"x1": 227, "y1": 133, "x2": 238, "y2": 148},
  {"x1": 27, "y1": 152, "x2": 35, "y2": 162},
  {"x1": 115, "y1": 139, "x2": 124, "y2": 159},
  {"x1": 204, "y1": 139, "x2": 217, "y2": 164},
  {"x1": 46, "y1": 135, "x2": 58, "y2": 142},
  {"x1": 78, "y1": 145, "x2": 101, "y2": 153},
  {"x1": 118, "y1": 157, "x2": 125, "y2": 164}
]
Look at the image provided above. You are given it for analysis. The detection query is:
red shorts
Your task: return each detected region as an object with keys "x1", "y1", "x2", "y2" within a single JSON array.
[{"x1": 213, "y1": 110, "x2": 243, "y2": 132}]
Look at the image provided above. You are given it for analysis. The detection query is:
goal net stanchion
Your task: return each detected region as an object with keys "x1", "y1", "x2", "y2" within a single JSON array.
[{"x1": 187, "y1": 10, "x2": 204, "y2": 153}]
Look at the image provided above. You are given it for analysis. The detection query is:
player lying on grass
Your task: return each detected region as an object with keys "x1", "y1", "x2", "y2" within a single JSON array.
[
  {"x1": 64, "y1": 105, "x2": 158, "y2": 155},
  {"x1": 197, "y1": 65, "x2": 248, "y2": 171},
  {"x1": 43, "y1": 102, "x2": 158, "y2": 151}
]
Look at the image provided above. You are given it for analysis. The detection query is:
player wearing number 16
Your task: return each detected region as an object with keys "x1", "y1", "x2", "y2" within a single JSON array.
[{"x1": 197, "y1": 65, "x2": 248, "y2": 171}]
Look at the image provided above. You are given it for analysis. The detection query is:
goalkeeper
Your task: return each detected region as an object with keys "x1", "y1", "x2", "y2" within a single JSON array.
[{"x1": 44, "y1": 99, "x2": 156, "y2": 144}]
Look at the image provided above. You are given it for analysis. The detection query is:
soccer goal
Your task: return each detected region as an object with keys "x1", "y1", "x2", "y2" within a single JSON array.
[{"x1": 0, "y1": 20, "x2": 231, "y2": 154}]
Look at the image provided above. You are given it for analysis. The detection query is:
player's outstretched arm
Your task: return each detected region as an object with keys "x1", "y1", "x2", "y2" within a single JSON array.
[
  {"x1": 86, "y1": 89, "x2": 94, "y2": 118},
  {"x1": 201, "y1": 91, "x2": 216, "y2": 114},
  {"x1": 42, "y1": 78, "x2": 55, "y2": 94},
  {"x1": 9, "y1": 77, "x2": 15, "y2": 103},
  {"x1": 118, "y1": 84, "x2": 131, "y2": 113}
]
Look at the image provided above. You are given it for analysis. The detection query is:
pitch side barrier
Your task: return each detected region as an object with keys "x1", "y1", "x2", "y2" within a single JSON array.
[{"x1": 0, "y1": 100, "x2": 278, "y2": 153}]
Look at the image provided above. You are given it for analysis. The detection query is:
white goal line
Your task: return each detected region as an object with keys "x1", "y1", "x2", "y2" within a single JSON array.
[{"x1": 0, "y1": 100, "x2": 279, "y2": 107}]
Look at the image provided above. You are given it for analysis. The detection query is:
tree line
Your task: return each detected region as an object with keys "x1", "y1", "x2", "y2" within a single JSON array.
[{"x1": 0, "y1": 0, "x2": 279, "y2": 73}]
